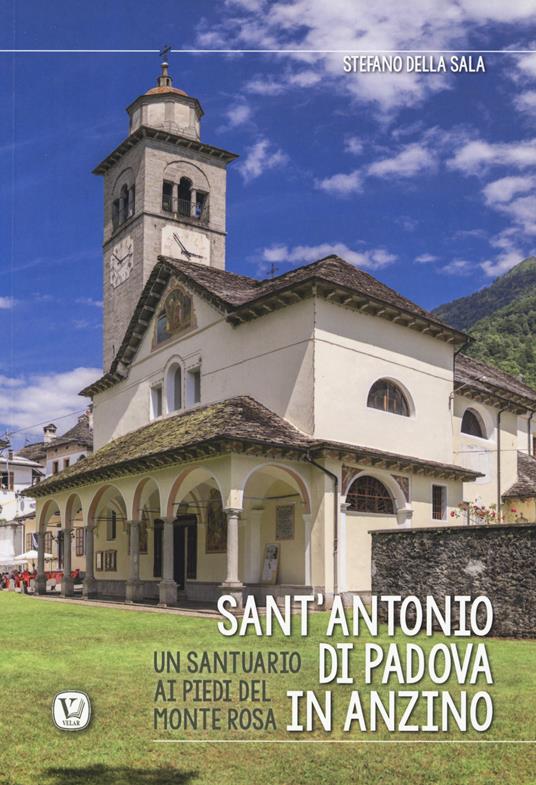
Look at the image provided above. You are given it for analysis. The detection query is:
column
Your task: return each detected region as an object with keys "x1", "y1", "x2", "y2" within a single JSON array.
[
  {"x1": 126, "y1": 520, "x2": 143, "y2": 603},
  {"x1": 83, "y1": 526, "x2": 97, "y2": 598},
  {"x1": 36, "y1": 530, "x2": 47, "y2": 595},
  {"x1": 219, "y1": 508, "x2": 244, "y2": 608},
  {"x1": 245, "y1": 509, "x2": 263, "y2": 584},
  {"x1": 158, "y1": 518, "x2": 177, "y2": 606},
  {"x1": 61, "y1": 528, "x2": 74, "y2": 597},
  {"x1": 338, "y1": 502, "x2": 350, "y2": 596},
  {"x1": 303, "y1": 513, "x2": 312, "y2": 588}
]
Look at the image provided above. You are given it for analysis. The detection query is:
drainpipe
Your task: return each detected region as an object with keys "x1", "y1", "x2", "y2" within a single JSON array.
[
  {"x1": 496, "y1": 407, "x2": 508, "y2": 521},
  {"x1": 304, "y1": 451, "x2": 339, "y2": 598},
  {"x1": 528, "y1": 411, "x2": 535, "y2": 457}
]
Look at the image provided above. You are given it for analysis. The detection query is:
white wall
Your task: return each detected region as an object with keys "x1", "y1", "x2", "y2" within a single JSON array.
[
  {"x1": 93, "y1": 288, "x2": 316, "y2": 448},
  {"x1": 453, "y1": 395, "x2": 518, "y2": 509},
  {"x1": 314, "y1": 299, "x2": 455, "y2": 464}
]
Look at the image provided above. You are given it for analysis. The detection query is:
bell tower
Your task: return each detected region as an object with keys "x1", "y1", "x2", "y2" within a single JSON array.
[{"x1": 94, "y1": 58, "x2": 238, "y2": 371}]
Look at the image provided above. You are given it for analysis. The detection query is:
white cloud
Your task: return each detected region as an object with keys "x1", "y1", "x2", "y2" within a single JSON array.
[
  {"x1": 441, "y1": 259, "x2": 474, "y2": 276},
  {"x1": 225, "y1": 0, "x2": 264, "y2": 9},
  {"x1": 0, "y1": 367, "x2": 100, "y2": 440},
  {"x1": 260, "y1": 242, "x2": 397, "y2": 269},
  {"x1": 238, "y1": 138, "x2": 288, "y2": 182},
  {"x1": 344, "y1": 136, "x2": 364, "y2": 155},
  {"x1": 367, "y1": 143, "x2": 437, "y2": 178},
  {"x1": 245, "y1": 69, "x2": 321, "y2": 96},
  {"x1": 75, "y1": 297, "x2": 103, "y2": 308},
  {"x1": 481, "y1": 246, "x2": 526, "y2": 277},
  {"x1": 415, "y1": 253, "x2": 439, "y2": 263},
  {"x1": 510, "y1": 49, "x2": 536, "y2": 83},
  {"x1": 316, "y1": 137, "x2": 437, "y2": 195},
  {"x1": 482, "y1": 175, "x2": 536, "y2": 205},
  {"x1": 245, "y1": 77, "x2": 286, "y2": 96},
  {"x1": 199, "y1": 1, "x2": 536, "y2": 113},
  {"x1": 315, "y1": 169, "x2": 362, "y2": 195},
  {"x1": 448, "y1": 138, "x2": 536, "y2": 175},
  {"x1": 514, "y1": 90, "x2": 536, "y2": 115},
  {"x1": 0, "y1": 297, "x2": 15, "y2": 310},
  {"x1": 224, "y1": 101, "x2": 254, "y2": 128}
]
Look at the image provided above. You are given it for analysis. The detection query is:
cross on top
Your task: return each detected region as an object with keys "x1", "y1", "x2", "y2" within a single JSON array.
[{"x1": 159, "y1": 44, "x2": 172, "y2": 62}]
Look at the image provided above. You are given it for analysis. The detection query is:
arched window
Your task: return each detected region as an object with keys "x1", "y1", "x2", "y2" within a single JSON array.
[
  {"x1": 461, "y1": 409, "x2": 485, "y2": 438},
  {"x1": 166, "y1": 364, "x2": 183, "y2": 412},
  {"x1": 119, "y1": 184, "x2": 129, "y2": 225},
  {"x1": 346, "y1": 476, "x2": 395, "y2": 514},
  {"x1": 178, "y1": 177, "x2": 192, "y2": 217},
  {"x1": 367, "y1": 379, "x2": 410, "y2": 417}
]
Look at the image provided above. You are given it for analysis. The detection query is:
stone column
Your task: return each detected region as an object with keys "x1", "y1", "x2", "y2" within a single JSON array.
[
  {"x1": 158, "y1": 518, "x2": 177, "y2": 606},
  {"x1": 10, "y1": 523, "x2": 20, "y2": 557},
  {"x1": 36, "y1": 531, "x2": 47, "y2": 595},
  {"x1": 126, "y1": 520, "x2": 143, "y2": 603},
  {"x1": 245, "y1": 508, "x2": 263, "y2": 584},
  {"x1": 220, "y1": 508, "x2": 244, "y2": 608},
  {"x1": 82, "y1": 526, "x2": 97, "y2": 598},
  {"x1": 303, "y1": 513, "x2": 313, "y2": 587},
  {"x1": 61, "y1": 528, "x2": 74, "y2": 597},
  {"x1": 338, "y1": 502, "x2": 350, "y2": 595}
]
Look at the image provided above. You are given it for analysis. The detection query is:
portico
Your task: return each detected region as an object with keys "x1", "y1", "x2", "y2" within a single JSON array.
[{"x1": 25, "y1": 396, "x2": 479, "y2": 608}]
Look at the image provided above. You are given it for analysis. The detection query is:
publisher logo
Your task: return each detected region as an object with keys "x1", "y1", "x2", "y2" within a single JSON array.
[{"x1": 52, "y1": 691, "x2": 91, "y2": 731}]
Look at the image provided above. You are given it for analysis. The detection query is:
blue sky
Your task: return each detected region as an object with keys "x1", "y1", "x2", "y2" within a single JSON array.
[{"x1": 2, "y1": 0, "x2": 536, "y2": 445}]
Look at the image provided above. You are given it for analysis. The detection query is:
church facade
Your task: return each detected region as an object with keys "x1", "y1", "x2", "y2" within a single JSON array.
[{"x1": 25, "y1": 63, "x2": 536, "y2": 607}]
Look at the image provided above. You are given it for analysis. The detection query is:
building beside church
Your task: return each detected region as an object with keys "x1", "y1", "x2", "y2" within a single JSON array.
[
  {"x1": 0, "y1": 451, "x2": 42, "y2": 568},
  {"x1": 25, "y1": 62, "x2": 536, "y2": 607},
  {"x1": 16, "y1": 409, "x2": 93, "y2": 575}
]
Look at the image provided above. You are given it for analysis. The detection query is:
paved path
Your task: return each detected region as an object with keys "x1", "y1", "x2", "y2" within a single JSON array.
[{"x1": 30, "y1": 594, "x2": 222, "y2": 618}]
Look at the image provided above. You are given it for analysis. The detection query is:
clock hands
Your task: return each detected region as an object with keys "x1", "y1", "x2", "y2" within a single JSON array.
[
  {"x1": 173, "y1": 232, "x2": 203, "y2": 260},
  {"x1": 112, "y1": 248, "x2": 133, "y2": 264}
]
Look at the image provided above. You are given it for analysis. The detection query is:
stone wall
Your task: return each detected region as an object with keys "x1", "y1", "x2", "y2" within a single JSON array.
[{"x1": 371, "y1": 523, "x2": 536, "y2": 638}]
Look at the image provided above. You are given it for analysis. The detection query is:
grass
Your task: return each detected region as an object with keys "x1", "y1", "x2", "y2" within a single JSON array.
[{"x1": 0, "y1": 592, "x2": 535, "y2": 785}]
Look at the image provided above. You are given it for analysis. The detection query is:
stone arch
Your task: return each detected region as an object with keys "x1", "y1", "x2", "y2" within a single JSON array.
[
  {"x1": 38, "y1": 498, "x2": 62, "y2": 533},
  {"x1": 112, "y1": 166, "x2": 135, "y2": 197},
  {"x1": 238, "y1": 463, "x2": 312, "y2": 514},
  {"x1": 87, "y1": 484, "x2": 128, "y2": 528},
  {"x1": 342, "y1": 468, "x2": 408, "y2": 513},
  {"x1": 367, "y1": 377, "x2": 415, "y2": 418},
  {"x1": 461, "y1": 406, "x2": 489, "y2": 439},
  {"x1": 163, "y1": 159, "x2": 210, "y2": 192},
  {"x1": 65, "y1": 493, "x2": 84, "y2": 528},
  {"x1": 165, "y1": 466, "x2": 225, "y2": 519},
  {"x1": 132, "y1": 477, "x2": 162, "y2": 521}
]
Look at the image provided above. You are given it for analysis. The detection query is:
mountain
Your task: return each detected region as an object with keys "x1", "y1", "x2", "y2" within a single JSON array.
[{"x1": 433, "y1": 257, "x2": 536, "y2": 389}]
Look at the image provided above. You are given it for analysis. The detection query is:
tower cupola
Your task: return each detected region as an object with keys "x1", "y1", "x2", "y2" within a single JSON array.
[{"x1": 126, "y1": 61, "x2": 204, "y2": 140}]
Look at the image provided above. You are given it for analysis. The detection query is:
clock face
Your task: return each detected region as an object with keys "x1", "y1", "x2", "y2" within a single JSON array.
[
  {"x1": 110, "y1": 235, "x2": 134, "y2": 288},
  {"x1": 161, "y1": 225, "x2": 210, "y2": 265}
]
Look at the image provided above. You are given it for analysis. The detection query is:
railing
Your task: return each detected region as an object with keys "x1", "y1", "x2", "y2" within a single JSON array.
[{"x1": 162, "y1": 196, "x2": 209, "y2": 225}]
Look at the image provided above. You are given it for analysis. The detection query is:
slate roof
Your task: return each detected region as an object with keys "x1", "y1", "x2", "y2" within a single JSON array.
[
  {"x1": 17, "y1": 441, "x2": 47, "y2": 464},
  {"x1": 47, "y1": 414, "x2": 93, "y2": 451},
  {"x1": 26, "y1": 395, "x2": 481, "y2": 498},
  {"x1": 162, "y1": 254, "x2": 458, "y2": 321},
  {"x1": 82, "y1": 255, "x2": 468, "y2": 396},
  {"x1": 503, "y1": 452, "x2": 536, "y2": 499},
  {"x1": 454, "y1": 354, "x2": 536, "y2": 411},
  {"x1": 17, "y1": 414, "x2": 93, "y2": 465}
]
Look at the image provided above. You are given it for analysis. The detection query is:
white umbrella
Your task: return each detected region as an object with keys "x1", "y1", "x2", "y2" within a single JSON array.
[{"x1": 13, "y1": 549, "x2": 53, "y2": 563}]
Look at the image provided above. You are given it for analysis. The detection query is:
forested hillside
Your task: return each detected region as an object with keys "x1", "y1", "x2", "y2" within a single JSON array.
[{"x1": 433, "y1": 257, "x2": 536, "y2": 388}]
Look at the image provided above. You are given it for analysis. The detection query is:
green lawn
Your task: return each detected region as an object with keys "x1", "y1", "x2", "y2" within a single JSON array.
[{"x1": 1, "y1": 592, "x2": 535, "y2": 785}]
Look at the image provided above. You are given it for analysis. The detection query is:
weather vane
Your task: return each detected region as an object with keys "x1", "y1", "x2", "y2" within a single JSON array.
[{"x1": 159, "y1": 44, "x2": 172, "y2": 62}]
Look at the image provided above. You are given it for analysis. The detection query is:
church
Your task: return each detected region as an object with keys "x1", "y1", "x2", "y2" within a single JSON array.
[{"x1": 25, "y1": 62, "x2": 536, "y2": 608}]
